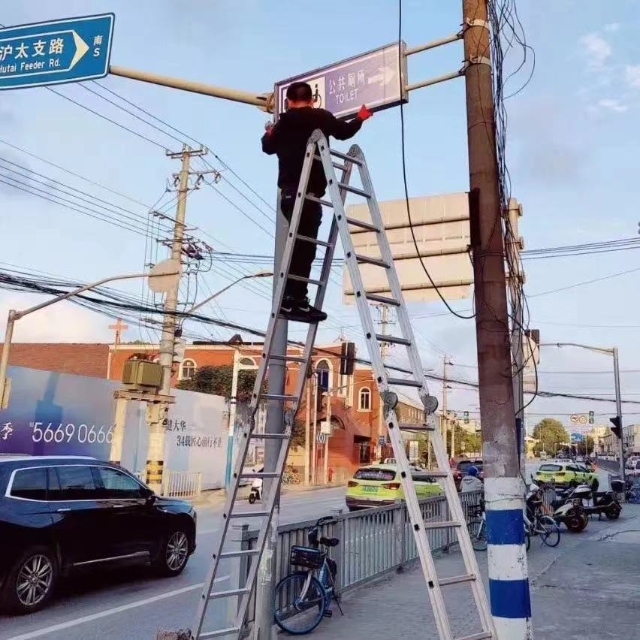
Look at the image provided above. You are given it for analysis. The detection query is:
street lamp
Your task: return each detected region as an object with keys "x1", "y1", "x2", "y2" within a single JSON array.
[
  {"x1": 177, "y1": 270, "x2": 273, "y2": 491},
  {"x1": 540, "y1": 342, "x2": 625, "y2": 481},
  {"x1": 0, "y1": 269, "x2": 178, "y2": 409},
  {"x1": 183, "y1": 270, "x2": 272, "y2": 319}
]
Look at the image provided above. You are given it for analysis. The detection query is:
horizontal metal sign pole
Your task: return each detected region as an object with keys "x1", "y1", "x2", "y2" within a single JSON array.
[
  {"x1": 109, "y1": 65, "x2": 272, "y2": 110},
  {"x1": 406, "y1": 68, "x2": 464, "y2": 93},
  {"x1": 404, "y1": 33, "x2": 462, "y2": 56}
]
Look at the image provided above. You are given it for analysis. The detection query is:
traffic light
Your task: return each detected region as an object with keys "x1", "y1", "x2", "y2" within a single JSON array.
[
  {"x1": 340, "y1": 341, "x2": 356, "y2": 376},
  {"x1": 610, "y1": 416, "x2": 622, "y2": 439},
  {"x1": 464, "y1": 411, "x2": 469, "y2": 424},
  {"x1": 588, "y1": 410, "x2": 594, "y2": 425}
]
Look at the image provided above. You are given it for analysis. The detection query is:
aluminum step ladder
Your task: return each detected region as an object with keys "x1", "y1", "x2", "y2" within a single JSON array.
[{"x1": 191, "y1": 130, "x2": 495, "y2": 640}]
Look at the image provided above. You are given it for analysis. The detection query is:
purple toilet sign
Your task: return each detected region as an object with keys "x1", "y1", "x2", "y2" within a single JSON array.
[{"x1": 275, "y1": 42, "x2": 408, "y2": 121}]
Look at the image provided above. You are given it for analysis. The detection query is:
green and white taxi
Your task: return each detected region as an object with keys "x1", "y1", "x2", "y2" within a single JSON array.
[
  {"x1": 345, "y1": 464, "x2": 442, "y2": 511},
  {"x1": 534, "y1": 462, "x2": 598, "y2": 488}
]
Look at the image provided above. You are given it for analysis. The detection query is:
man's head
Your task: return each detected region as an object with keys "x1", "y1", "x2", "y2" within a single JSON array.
[
  {"x1": 468, "y1": 466, "x2": 479, "y2": 477},
  {"x1": 285, "y1": 82, "x2": 314, "y2": 109}
]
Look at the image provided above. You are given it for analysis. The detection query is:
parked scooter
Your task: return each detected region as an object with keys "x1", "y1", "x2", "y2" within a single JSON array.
[
  {"x1": 248, "y1": 466, "x2": 263, "y2": 504},
  {"x1": 535, "y1": 479, "x2": 589, "y2": 532},
  {"x1": 578, "y1": 480, "x2": 623, "y2": 520}
]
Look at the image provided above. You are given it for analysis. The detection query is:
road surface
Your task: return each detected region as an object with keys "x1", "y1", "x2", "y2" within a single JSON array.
[
  {"x1": 1, "y1": 462, "x2": 611, "y2": 639},
  {"x1": 0, "y1": 487, "x2": 347, "y2": 640}
]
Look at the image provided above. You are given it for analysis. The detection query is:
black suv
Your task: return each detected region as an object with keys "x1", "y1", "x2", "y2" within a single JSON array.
[{"x1": 0, "y1": 456, "x2": 197, "y2": 614}]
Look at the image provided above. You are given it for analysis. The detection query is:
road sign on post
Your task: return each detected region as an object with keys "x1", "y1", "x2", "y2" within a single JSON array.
[
  {"x1": 274, "y1": 41, "x2": 407, "y2": 120},
  {"x1": 0, "y1": 14, "x2": 114, "y2": 90}
]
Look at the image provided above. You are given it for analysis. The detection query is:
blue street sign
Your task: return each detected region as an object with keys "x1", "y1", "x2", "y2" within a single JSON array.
[
  {"x1": 0, "y1": 13, "x2": 114, "y2": 90},
  {"x1": 275, "y1": 42, "x2": 408, "y2": 121},
  {"x1": 571, "y1": 432, "x2": 584, "y2": 443}
]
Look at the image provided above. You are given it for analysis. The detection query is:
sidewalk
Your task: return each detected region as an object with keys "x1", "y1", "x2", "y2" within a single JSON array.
[{"x1": 309, "y1": 504, "x2": 640, "y2": 639}]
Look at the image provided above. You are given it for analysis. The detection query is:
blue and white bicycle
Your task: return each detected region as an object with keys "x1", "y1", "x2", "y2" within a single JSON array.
[{"x1": 273, "y1": 516, "x2": 343, "y2": 635}]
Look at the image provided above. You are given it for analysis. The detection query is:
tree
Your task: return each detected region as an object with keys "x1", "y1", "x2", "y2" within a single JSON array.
[
  {"x1": 177, "y1": 365, "x2": 264, "y2": 400},
  {"x1": 532, "y1": 418, "x2": 569, "y2": 455}
]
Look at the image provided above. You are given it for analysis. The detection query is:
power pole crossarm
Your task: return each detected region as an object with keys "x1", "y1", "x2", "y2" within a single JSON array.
[{"x1": 463, "y1": 1, "x2": 533, "y2": 637}]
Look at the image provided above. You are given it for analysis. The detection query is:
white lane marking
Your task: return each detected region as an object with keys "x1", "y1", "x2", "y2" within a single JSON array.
[{"x1": 6, "y1": 576, "x2": 230, "y2": 640}]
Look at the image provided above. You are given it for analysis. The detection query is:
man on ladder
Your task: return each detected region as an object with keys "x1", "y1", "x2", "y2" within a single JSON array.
[{"x1": 261, "y1": 81, "x2": 372, "y2": 322}]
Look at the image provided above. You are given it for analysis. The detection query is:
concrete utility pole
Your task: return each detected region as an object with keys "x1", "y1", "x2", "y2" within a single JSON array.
[
  {"x1": 304, "y1": 377, "x2": 312, "y2": 485},
  {"x1": 153, "y1": 145, "x2": 207, "y2": 491},
  {"x1": 441, "y1": 356, "x2": 452, "y2": 456},
  {"x1": 462, "y1": 2, "x2": 532, "y2": 638},
  {"x1": 506, "y1": 198, "x2": 525, "y2": 469},
  {"x1": 613, "y1": 347, "x2": 625, "y2": 481}
]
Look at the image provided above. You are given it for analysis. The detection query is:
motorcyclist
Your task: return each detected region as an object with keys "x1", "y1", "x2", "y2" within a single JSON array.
[{"x1": 461, "y1": 465, "x2": 483, "y2": 493}]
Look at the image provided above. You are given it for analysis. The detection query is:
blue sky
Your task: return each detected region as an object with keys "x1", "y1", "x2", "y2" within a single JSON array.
[{"x1": 1, "y1": 0, "x2": 640, "y2": 431}]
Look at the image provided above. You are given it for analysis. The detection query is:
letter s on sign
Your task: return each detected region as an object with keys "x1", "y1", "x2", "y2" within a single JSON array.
[{"x1": 93, "y1": 47, "x2": 101, "y2": 57}]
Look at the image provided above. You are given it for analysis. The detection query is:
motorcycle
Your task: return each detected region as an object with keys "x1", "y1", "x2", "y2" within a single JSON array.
[
  {"x1": 545, "y1": 484, "x2": 589, "y2": 532},
  {"x1": 248, "y1": 467, "x2": 263, "y2": 504}
]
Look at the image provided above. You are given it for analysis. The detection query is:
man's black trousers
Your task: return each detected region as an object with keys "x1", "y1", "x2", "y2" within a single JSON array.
[{"x1": 280, "y1": 188, "x2": 323, "y2": 302}]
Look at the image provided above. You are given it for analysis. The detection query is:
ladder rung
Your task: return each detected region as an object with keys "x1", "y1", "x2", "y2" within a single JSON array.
[
  {"x1": 297, "y1": 233, "x2": 333, "y2": 248},
  {"x1": 398, "y1": 422, "x2": 435, "y2": 432},
  {"x1": 346, "y1": 217, "x2": 380, "y2": 232},
  {"x1": 200, "y1": 627, "x2": 242, "y2": 639},
  {"x1": 313, "y1": 154, "x2": 347, "y2": 172},
  {"x1": 456, "y1": 633, "x2": 493, "y2": 640},
  {"x1": 220, "y1": 549, "x2": 260, "y2": 559},
  {"x1": 241, "y1": 472, "x2": 279, "y2": 479},
  {"x1": 376, "y1": 333, "x2": 411, "y2": 346},
  {"x1": 355, "y1": 254, "x2": 389, "y2": 268},
  {"x1": 287, "y1": 274, "x2": 324, "y2": 286},
  {"x1": 306, "y1": 194, "x2": 333, "y2": 207},
  {"x1": 338, "y1": 182, "x2": 371, "y2": 198},
  {"x1": 228, "y1": 510, "x2": 270, "y2": 519},
  {"x1": 330, "y1": 148, "x2": 363, "y2": 165},
  {"x1": 269, "y1": 353, "x2": 306, "y2": 363},
  {"x1": 366, "y1": 293, "x2": 400, "y2": 306},
  {"x1": 208, "y1": 587, "x2": 250, "y2": 599},
  {"x1": 250, "y1": 432, "x2": 289, "y2": 440},
  {"x1": 262, "y1": 393, "x2": 298, "y2": 402},
  {"x1": 387, "y1": 377, "x2": 422, "y2": 388},
  {"x1": 439, "y1": 574, "x2": 477, "y2": 587},
  {"x1": 422, "y1": 520, "x2": 462, "y2": 530}
]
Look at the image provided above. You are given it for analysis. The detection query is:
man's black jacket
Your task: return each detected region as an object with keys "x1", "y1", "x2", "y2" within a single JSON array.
[{"x1": 261, "y1": 107, "x2": 362, "y2": 196}]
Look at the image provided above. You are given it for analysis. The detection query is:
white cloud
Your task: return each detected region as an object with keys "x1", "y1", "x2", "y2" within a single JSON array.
[
  {"x1": 598, "y1": 98, "x2": 628, "y2": 113},
  {"x1": 604, "y1": 23, "x2": 620, "y2": 33},
  {"x1": 579, "y1": 33, "x2": 612, "y2": 70},
  {"x1": 625, "y1": 65, "x2": 640, "y2": 88},
  {"x1": 0, "y1": 294, "x2": 110, "y2": 342}
]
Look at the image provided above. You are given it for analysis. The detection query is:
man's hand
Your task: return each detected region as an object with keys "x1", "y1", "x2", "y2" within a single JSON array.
[
  {"x1": 264, "y1": 121, "x2": 275, "y2": 136},
  {"x1": 356, "y1": 105, "x2": 373, "y2": 121}
]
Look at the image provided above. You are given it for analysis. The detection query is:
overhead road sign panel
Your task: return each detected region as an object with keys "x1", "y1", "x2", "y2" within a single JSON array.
[
  {"x1": 0, "y1": 13, "x2": 114, "y2": 90},
  {"x1": 275, "y1": 42, "x2": 407, "y2": 120}
]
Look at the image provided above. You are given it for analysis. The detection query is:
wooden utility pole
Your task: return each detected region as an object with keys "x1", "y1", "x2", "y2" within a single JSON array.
[{"x1": 462, "y1": 1, "x2": 532, "y2": 637}]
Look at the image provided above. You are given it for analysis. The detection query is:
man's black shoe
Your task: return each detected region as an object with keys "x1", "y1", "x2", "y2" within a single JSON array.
[{"x1": 279, "y1": 297, "x2": 327, "y2": 323}]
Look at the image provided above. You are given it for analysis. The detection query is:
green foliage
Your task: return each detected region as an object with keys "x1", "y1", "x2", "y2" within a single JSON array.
[
  {"x1": 177, "y1": 365, "x2": 264, "y2": 401},
  {"x1": 532, "y1": 418, "x2": 569, "y2": 454}
]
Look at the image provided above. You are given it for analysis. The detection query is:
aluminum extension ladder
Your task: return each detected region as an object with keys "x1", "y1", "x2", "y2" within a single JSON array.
[{"x1": 191, "y1": 130, "x2": 496, "y2": 640}]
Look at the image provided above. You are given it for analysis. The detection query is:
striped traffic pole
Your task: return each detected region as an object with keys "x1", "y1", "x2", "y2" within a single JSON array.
[{"x1": 485, "y1": 477, "x2": 533, "y2": 638}]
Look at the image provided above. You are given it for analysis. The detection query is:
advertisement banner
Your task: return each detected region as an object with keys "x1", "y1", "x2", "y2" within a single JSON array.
[{"x1": 0, "y1": 365, "x2": 227, "y2": 489}]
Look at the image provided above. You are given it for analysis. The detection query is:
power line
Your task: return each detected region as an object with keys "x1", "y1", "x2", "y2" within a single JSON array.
[{"x1": 529, "y1": 266, "x2": 640, "y2": 297}]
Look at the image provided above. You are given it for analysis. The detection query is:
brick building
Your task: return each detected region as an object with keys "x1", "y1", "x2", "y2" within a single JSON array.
[{"x1": 3, "y1": 338, "x2": 423, "y2": 476}]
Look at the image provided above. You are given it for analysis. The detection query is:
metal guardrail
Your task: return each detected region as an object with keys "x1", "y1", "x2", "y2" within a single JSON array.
[
  {"x1": 228, "y1": 491, "x2": 483, "y2": 628},
  {"x1": 161, "y1": 470, "x2": 202, "y2": 499}
]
